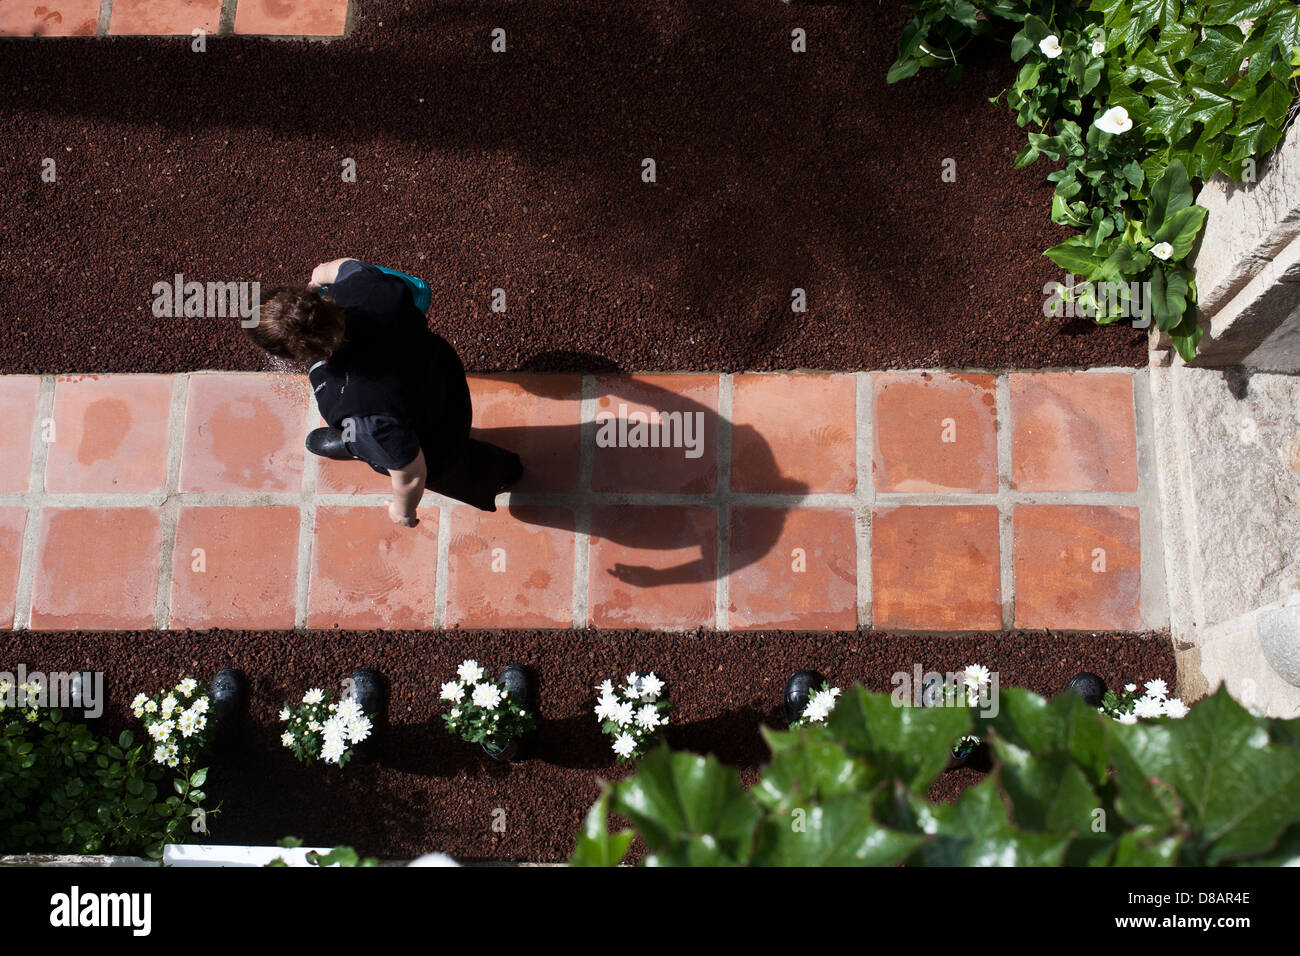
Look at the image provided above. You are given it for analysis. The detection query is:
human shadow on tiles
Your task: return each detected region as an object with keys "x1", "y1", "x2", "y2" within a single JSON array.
[{"x1": 488, "y1": 354, "x2": 811, "y2": 594}]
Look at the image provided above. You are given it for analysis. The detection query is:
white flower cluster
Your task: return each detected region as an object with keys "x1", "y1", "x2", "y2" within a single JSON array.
[
  {"x1": 795, "y1": 683, "x2": 842, "y2": 727},
  {"x1": 0, "y1": 681, "x2": 44, "y2": 724},
  {"x1": 595, "y1": 672, "x2": 669, "y2": 761},
  {"x1": 1104, "y1": 679, "x2": 1189, "y2": 725},
  {"x1": 132, "y1": 677, "x2": 211, "y2": 768},
  {"x1": 439, "y1": 660, "x2": 534, "y2": 751},
  {"x1": 280, "y1": 687, "x2": 372, "y2": 767}
]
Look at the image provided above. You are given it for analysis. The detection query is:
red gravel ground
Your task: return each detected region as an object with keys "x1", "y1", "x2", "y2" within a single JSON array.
[
  {"x1": 3, "y1": 628, "x2": 1173, "y2": 861},
  {"x1": 0, "y1": 0, "x2": 1147, "y2": 375}
]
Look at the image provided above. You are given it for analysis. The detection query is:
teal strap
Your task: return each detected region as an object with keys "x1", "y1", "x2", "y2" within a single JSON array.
[{"x1": 374, "y1": 266, "x2": 432, "y2": 315}]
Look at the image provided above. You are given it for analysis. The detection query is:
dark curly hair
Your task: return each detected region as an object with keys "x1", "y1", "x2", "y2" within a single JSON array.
[{"x1": 244, "y1": 286, "x2": 347, "y2": 362}]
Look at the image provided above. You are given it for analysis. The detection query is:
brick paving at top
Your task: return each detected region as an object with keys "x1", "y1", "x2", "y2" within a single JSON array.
[
  {"x1": 0, "y1": 0, "x2": 350, "y2": 37},
  {"x1": 0, "y1": 370, "x2": 1163, "y2": 633}
]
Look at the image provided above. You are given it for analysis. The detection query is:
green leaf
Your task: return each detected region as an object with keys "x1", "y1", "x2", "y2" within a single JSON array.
[
  {"x1": 1145, "y1": 160, "x2": 1194, "y2": 236},
  {"x1": 751, "y1": 793, "x2": 925, "y2": 866},
  {"x1": 996, "y1": 743, "x2": 1103, "y2": 833},
  {"x1": 1148, "y1": 264, "x2": 1192, "y2": 331},
  {"x1": 754, "y1": 727, "x2": 870, "y2": 812},
  {"x1": 900, "y1": 779, "x2": 1073, "y2": 866},
  {"x1": 610, "y1": 746, "x2": 760, "y2": 865},
  {"x1": 980, "y1": 689, "x2": 1110, "y2": 784},
  {"x1": 1108, "y1": 686, "x2": 1300, "y2": 864},
  {"x1": 569, "y1": 790, "x2": 635, "y2": 867},
  {"x1": 1045, "y1": 236, "x2": 1109, "y2": 277},
  {"x1": 825, "y1": 686, "x2": 971, "y2": 792},
  {"x1": 1114, "y1": 826, "x2": 1184, "y2": 865},
  {"x1": 1152, "y1": 204, "x2": 1208, "y2": 259}
]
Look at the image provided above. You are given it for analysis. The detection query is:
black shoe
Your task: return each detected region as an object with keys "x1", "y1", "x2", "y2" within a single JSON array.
[
  {"x1": 783, "y1": 669, "x2": 826, "y2": 726},
  {"x1": 306, "y1": 427, "x2": 355, "y2": 461},
  {"x1": 211, "y1": 668, "x2": 248, "y2": 753},
  {"x1": 1065, "y1": 672, "x2": 1108, "y2": 708},
  {"x1": 348, "y1": 669, "x2": 387, "y2": 764}
]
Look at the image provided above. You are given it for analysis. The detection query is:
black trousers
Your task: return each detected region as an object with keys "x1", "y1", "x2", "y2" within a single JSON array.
[{"x1": 425, "y1": 437, "x2": 523, "y2": 512}]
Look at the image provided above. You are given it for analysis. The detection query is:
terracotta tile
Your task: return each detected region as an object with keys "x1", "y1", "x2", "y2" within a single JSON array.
[
  {"x1": 731, "y1": 374, "x2": 856, "y2": 494},
  {"x1": 233, "y1": 0, "x2": 348, "y2": 36},
  {"x1": 0, "y1": 0, "x2": 100, "y2": 36},
  {"x1": 873, "y1": 373, "x2": 998, "y2": 494},
  {"x1": 445, "y1": 505, "x2": 575, "y2": 628},
  {"x1": 0, "y1": 377, "x2": 40, "y2": 493},
  {"x1": 308, "y1": 505, "x2": 439, "y2": 629},
  {"x1": 30, "y1": 508, "x2": 161, "y2": 630},
  {"x1": 169, "y1": 506, "x2": 299, "y2": 629},
  {"x1": 728, "y1": 507, "x2": 856, "y2": 630},
  {"x1": 180, "y1": 375, "x2": 306, "y2": 493},
  {"x1": 1011, "y1": 373, "x2": 1138, "y2": 492},
  {"x1": 45, "y1": 375, "x2": 172, "y2": 493},
  {"x1": 468, "y1": 375, "x2": 582, "y2": 493},
  {"x1": 592, "y1": 375, "x2": 718, "y2": 493},
  {"x1": 588, "y1": 505, "x2": 716, "y2": 629},
  {"x1": 1014, "y1": 505, "x2": 1141, "y2": 630},
  {"x1": 872, "y1": 506, "x2": 1001, "y2": 631},
  {"x1": 0, "y1": 508, "x2": 28, "y2": 629},
  {"x1": 109, "y1": 0, "x2": 221, "y2": 34}
]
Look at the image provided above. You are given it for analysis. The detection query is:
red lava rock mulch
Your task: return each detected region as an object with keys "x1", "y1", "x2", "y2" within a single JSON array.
[
  {"x1": 2, "y1": 627, "x2": 1174, "y2": 861},
  {"x1": 0, "y1": 0, "x2": 1146, "y2": 376}
]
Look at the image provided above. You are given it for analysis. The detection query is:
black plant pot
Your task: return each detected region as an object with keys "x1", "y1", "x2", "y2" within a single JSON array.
[
  {"x1": 348, "y1": 669, "x2": 387, "y2": 765},
  {"x1": 66, "y1": 670, "x2": 103, "y2": 725},
  {"x1": 783, "y1": 669, "x2": 827, "y2": 727},
  {"x1": 480, "y1": 739, "x2": 521, "y2": 762},
  {"x1": 479, "y1": 664, "x2": 534, "y2": 763},
  {"x1": 919, "y1": 673, "x2": 979, "y2": 772},
  {"x1": 210, "y1": 668, "x2": 249, "y2": 755},
  {"x1": 1065, "y1": 672, "x2": 1108, "y2": 708}
]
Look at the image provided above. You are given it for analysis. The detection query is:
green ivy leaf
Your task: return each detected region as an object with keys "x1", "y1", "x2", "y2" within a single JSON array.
[
  {"x1": 610, "y1": 746, "x2": 760, "y2": 865},
  {"x1": 752, "y1": 792, "x2": 925, "y2": 866},
  {"x1": 825, "y1": 686, "x2": 971, "y2": 792},
  {"x1": 901, "y1": 779, "x2": 1073, "y2": 866},
  {"x1": 1108, "y1": 686, "x2": 1300, "y2": 864},
  {"x1": 754, "y1": 726, "x2": 870, "y2": 812},
  {"x1": 569, "y1": 790, "x2": 635, "y2": 867}
]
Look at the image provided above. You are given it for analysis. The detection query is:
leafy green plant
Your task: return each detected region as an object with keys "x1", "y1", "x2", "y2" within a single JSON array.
[
  {"x1": 571, "y1": 684, "x2": 1300, "y2": 866},
  {"x1": 438, "y1": 659, "x2": 535, "y2": 753},
  {"x1": 268, "y1": 836, "x2": 379, "y2": 867},
  {"x1": 0, "y1": 710, "x2": 210, "y2": 859},
  {"x1": 888, "y1": 0, "x2": 1300, "y2": 360}
]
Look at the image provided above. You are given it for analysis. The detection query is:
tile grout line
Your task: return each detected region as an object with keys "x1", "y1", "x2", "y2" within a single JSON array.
[
  {"x1": 855, "y1": 372, "x2": 873, "y2": 630},
  {"x1": 996, "y1": 374, "x2": 1015, "y2": 630},
  {"x1": 294, "y1": 397, "x2": 318, "y2": 630},
  {"x1": 431, "y1": 497, "x2": 451, "y2": 629},
  {"x1": 12, "y1": 377, "x2": 55, "y2": 631},
  {"x1": 97, "y1": 0, "x2": 112, "y2": 35},
  {"x1": 714, "y1": 374, "x2": 733, "y2": 632},
  {"x1": 572, "y1": 376, "x2": 597, "y2": 628},
  {"x1": 152, "y1": 374, "x2": 189, "y2": 630}
]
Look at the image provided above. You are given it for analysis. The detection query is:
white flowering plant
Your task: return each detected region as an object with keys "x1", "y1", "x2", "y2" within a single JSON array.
[
  {"x1": 594, "y1": 672, "x2": 671, "y2": 762},
  {"x1": 927, "y1": 664, "x2": 993, "y2": 758},
  {"x1": 0, "y1": 680, "x2": 44, "y2": 726},
  {"x1": 792, "y1": 682, "x2": 841, "y2": 728},
  {"x1": 439, "y1": 660, "x2": 535, "y2": 752},
  {"x1": 1100, "y1": 678, "x2": 1189, "y2": 725},
  {"x1": 131, "y1": 677, "x2": 213, "y2": 769},
  {"x1": 279, "y1": 688, "x2": 373, "y2": 767}
]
